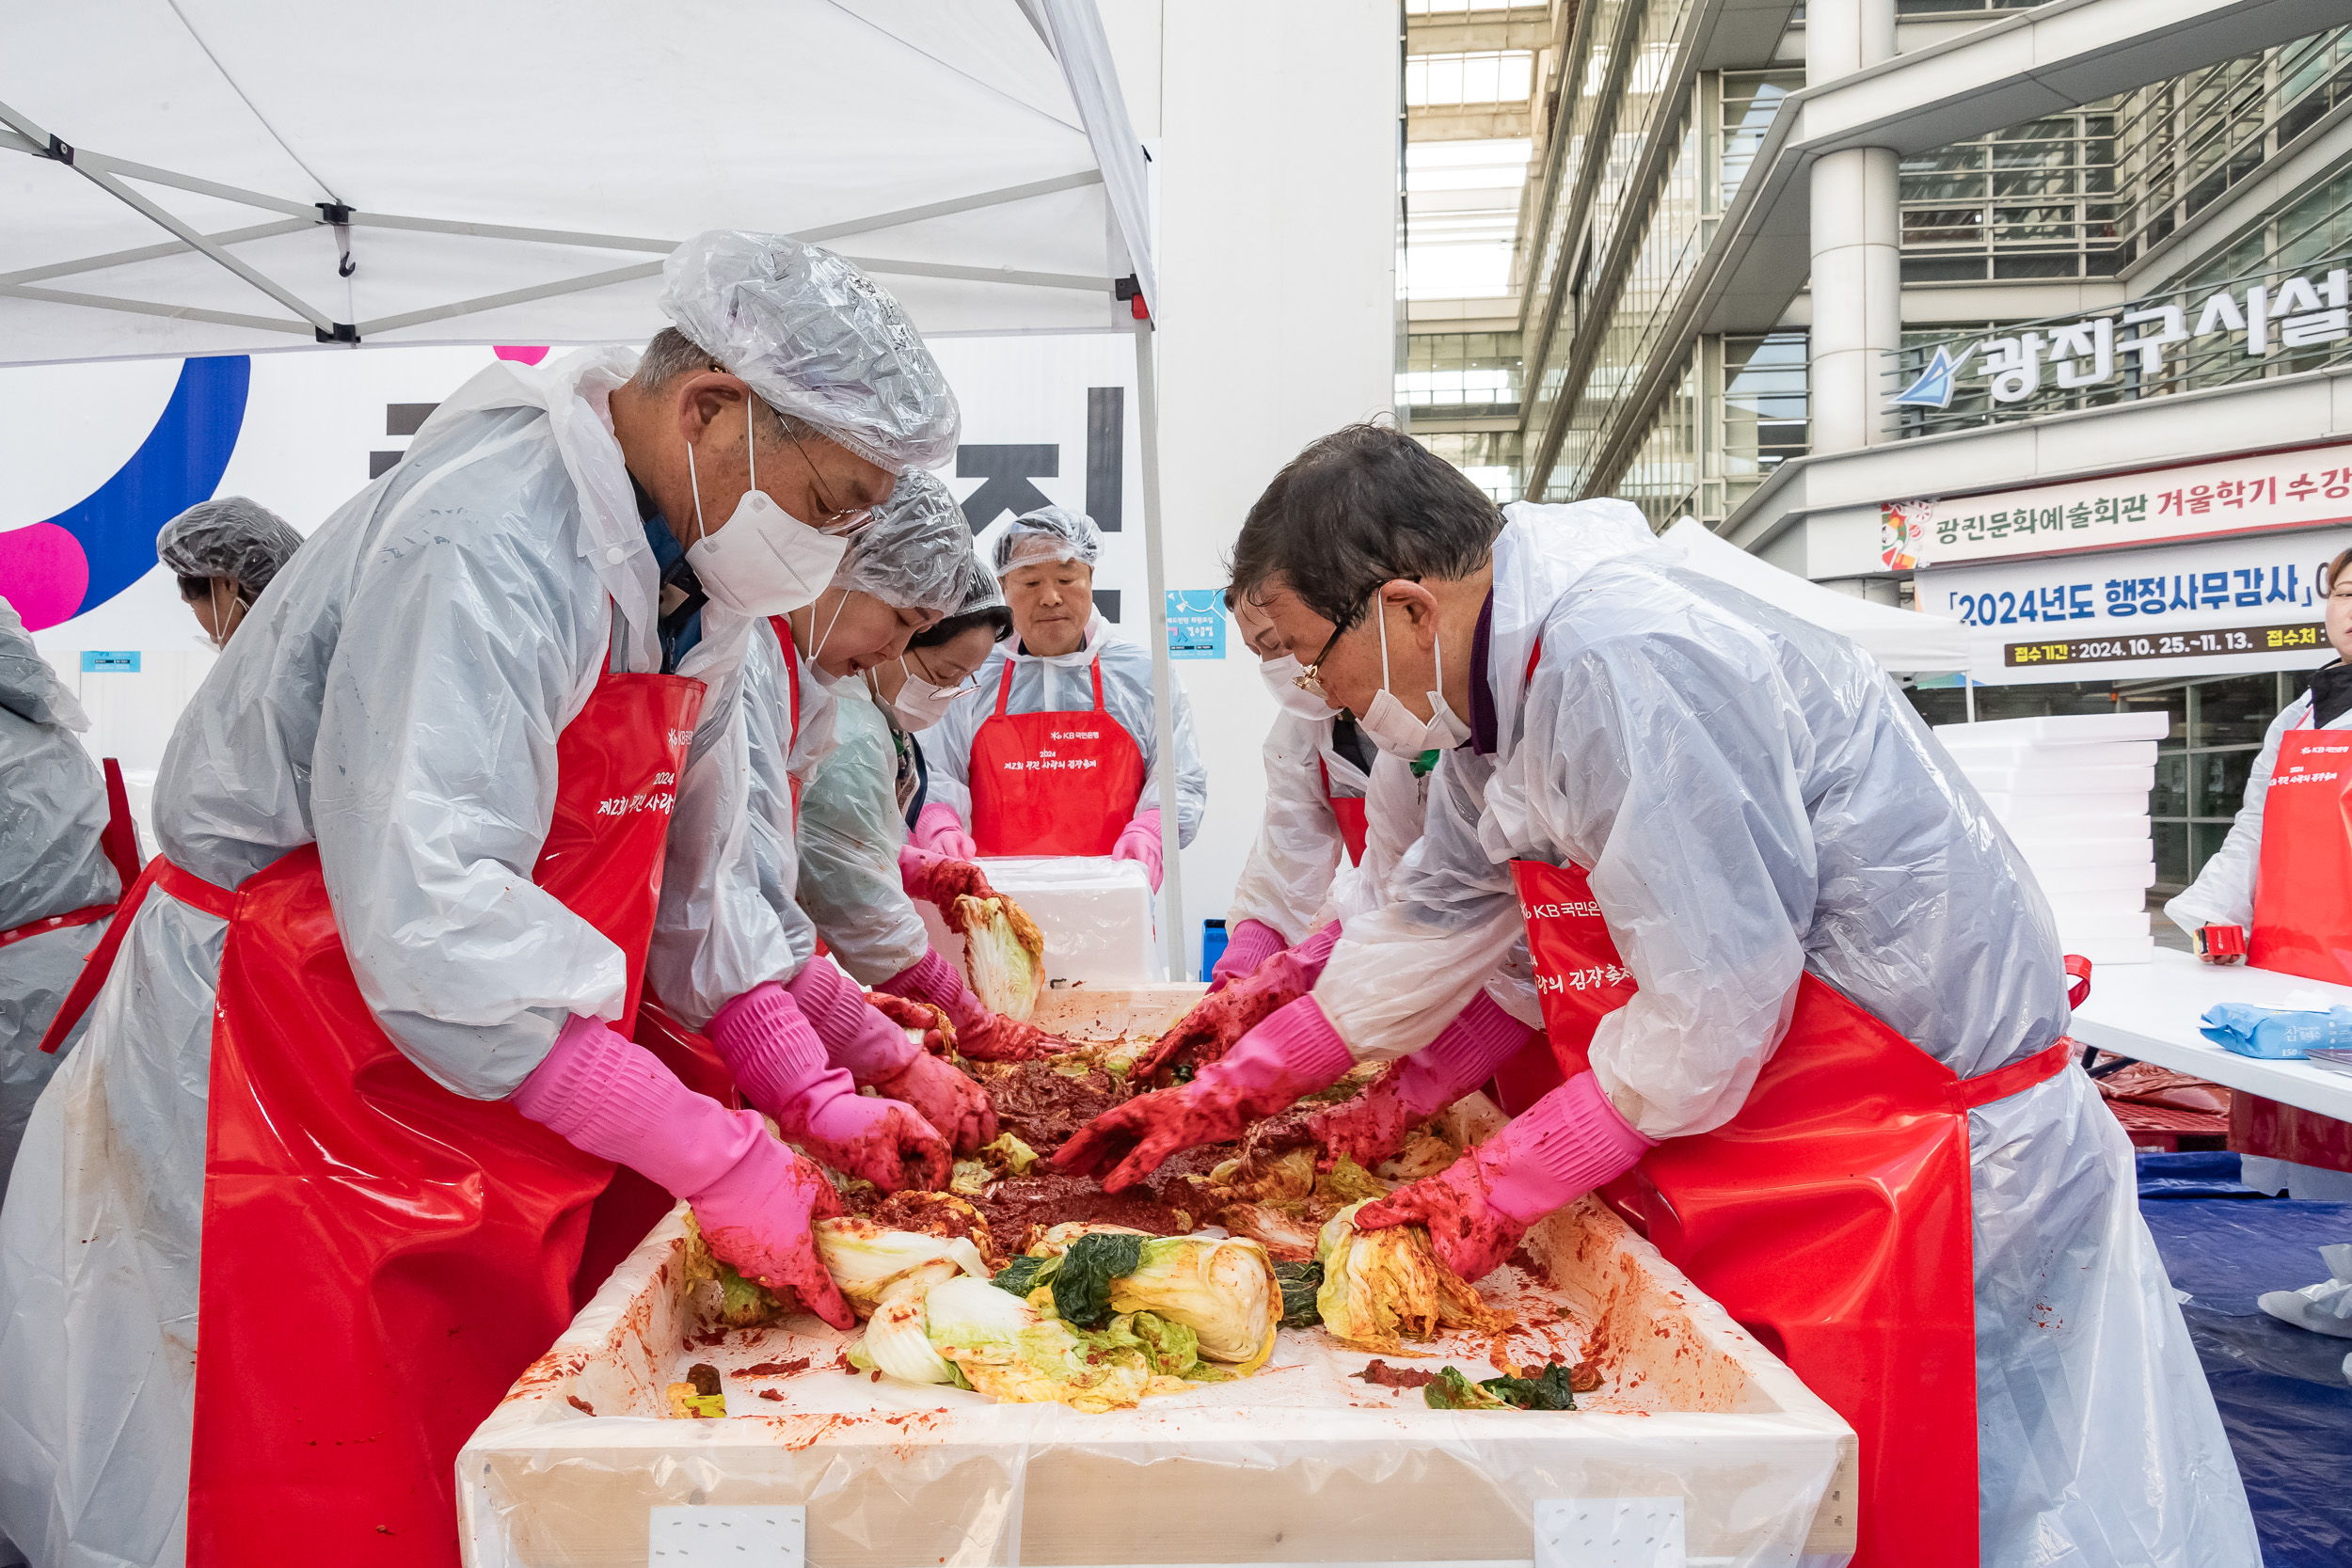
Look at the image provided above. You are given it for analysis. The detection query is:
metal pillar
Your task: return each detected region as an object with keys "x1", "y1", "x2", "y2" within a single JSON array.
[
  {"x1": 1806, "y1": 1, "x2": 1900, "y2": 457},
  {"x1": 1133, "y1": 315, "x2": 1187, "y2": 980}
]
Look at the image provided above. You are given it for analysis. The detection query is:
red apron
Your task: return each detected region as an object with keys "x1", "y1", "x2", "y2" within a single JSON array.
[
  {"x1": 23, "y1": 757, "x2": 150, "y2": 1045},
  {"x1": 1316, "y1": 755, "x2": 1369, "y2": 866},
  {"x1": 1502, "y1": 857, "x2": 2076, "y2": 1568},
  {"x1": 48, "y1": 667, "x2": 703, "y2": 1565},
  {"x1": 2249, "y1": 708, "x2": 2352, "y2": 984},
  {"x1": 769, "y1": 612, "x2": 809, "y2": 826},
  {"x1": 967, "y1": 652, "x2": 1147, "y2": 856}
]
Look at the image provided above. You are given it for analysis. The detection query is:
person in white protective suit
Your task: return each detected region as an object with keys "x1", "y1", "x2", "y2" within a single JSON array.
[
  {"x1": 1212, "y1": 586, "x2": 1427, "y2": 985},
  {"x1": 1060, "y1": 424, "x2": 2259, "y2": 1568},
  {"x1": 912, "y1": 505, "x2": 1204, "y2": 884},
  {"x1": 0, "y1": 602, "x2": 130, "y2": 1212},
  {"x1": 2167, "y1": 541, "x2": 2352, "y2": 973},
  {"x1": 791, "y1": 547, "x2": 1071, "y2": 1066},
  {"x1": 0, "y1": 230, "x2": 961, "y2": 1568},
  {"x1": 154, "y1": 495, "x2": 305, "y2": 650}
]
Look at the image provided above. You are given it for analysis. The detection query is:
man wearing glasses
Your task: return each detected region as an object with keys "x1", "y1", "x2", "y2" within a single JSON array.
[
  {"x1": 1057, "y1": 423, "x2": 2255, "y2": 1568},
  {"x1": 0, "y1": 232, "x2": 961, "y2": 1566}
]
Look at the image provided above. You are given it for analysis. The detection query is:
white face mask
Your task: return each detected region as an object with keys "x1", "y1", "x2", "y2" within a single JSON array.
[
  {"x1": 681, "y1": 409, "x2": 848, "y2": 617},
  {"x1": 889, "y1": 654, "x2": 963, "y2": 731},
  {"x1": 1261, "y1": 654, "x2": 1336, "y2": 720},
  {"x1": 1359, "y1": 600, "x2": 1470, "y2": 760}
]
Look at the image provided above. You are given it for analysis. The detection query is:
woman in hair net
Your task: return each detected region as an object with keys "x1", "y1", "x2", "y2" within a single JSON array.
[
  {"x1": 154, "y1": 495, "x2": 305, "y2": 649},
  {"x1": 0, "y1": 601, "x2": 137, "y2": 1212},
  {"x1": 1058, "y1": 425, "x2": 2257, "y2": 1568},
  {"x1": 914, "y1": 505, "x2": 1204, "y2": 888},
  {"x1": 710, "y1": 469, "x2": 1009, "y2": 1165},
  {"x1": 0, "y1": 230, "x2": 961, "y2": 1567},
  {"x1": 794, "y1": 543, "x2": 1066, "y2": 1068}
]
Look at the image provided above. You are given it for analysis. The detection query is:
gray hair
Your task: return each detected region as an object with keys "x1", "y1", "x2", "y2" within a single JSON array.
[{"x1": 628, "y1": 327, "x2": 823, "y2": 449}]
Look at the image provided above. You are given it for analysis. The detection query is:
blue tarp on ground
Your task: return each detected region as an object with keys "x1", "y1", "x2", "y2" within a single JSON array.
[{"x1": 2138, "y1": 1152, "x2": 2352, "y2": 1568}]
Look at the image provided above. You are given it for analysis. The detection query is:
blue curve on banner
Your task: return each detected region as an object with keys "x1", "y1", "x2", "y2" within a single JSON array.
[{"x1": 27, "y1": 356, "x2": 250, "y2": 626}]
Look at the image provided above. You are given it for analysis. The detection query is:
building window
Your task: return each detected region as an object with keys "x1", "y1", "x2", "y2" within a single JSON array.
[
  {"x1": 1405, "y1": 138, "x2": 1535, "y2": 301},
  {"x1": 1899, "y1": 111, "x2": 2120, "y2": 283},
  {"x1": 1721, "y1": 332, "x2": 1807, "y2": 505},
  {"x1": 1720, "y1": 70, "x2": 1802, "y2": 211},
  {"x1": 1406, "y1": 50, "x2": 1536, "y2": 109},
  {"x1": 1399, "y1": 332, "x2": 1525, "y2": 417},
  {"x1": 2113, "y1": 27, "x2": 2352, "y2": 268},
  {"x1": 1414, "y1": 430, "x2": 1527, "y2": 504},
  {"x1": 2143, "y1": 672, "x2": 2312, "y2": 890}
]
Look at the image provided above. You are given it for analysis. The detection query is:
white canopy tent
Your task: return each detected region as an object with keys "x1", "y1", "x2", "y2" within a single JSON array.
[
  {"x1": 1, "y1": 0, "x2": 1198, "y2": 972},
  {"x1": 1661, "y1": 515, "x2": 1971, "y2": 674}
]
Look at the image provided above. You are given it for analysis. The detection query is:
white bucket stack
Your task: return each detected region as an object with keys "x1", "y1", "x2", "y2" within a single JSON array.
[{"x1": 1931, "y1": 711, "x2": 2169, "y2": 965}]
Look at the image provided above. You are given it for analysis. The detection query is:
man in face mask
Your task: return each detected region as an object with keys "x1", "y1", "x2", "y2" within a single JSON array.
[
  {"x1": 0, "y1": 230, "x2": 961, "y2": 1568},
  {"x1": 155, "y1": 496, "x2": 305, "y2": 650},
  {"x1": 1058, "y1": 423, "x2": 2257, "y2": 1568}
]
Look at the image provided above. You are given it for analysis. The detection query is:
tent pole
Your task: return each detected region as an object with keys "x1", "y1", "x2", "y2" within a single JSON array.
[
  {"x1": 1965, "y1": 677, "x2": 1977, "y2": 723},
  {"x1": 1133, "y1": 314, "x2": 1187, "y2": 981}
]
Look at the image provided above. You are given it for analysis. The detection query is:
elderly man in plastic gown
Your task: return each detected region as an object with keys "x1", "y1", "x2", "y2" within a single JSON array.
[
  {"x1": 913, "y1": 505, "x2": 1205, "y2": 884},
  {"x1": 154, "y1": 496, "x2": 305, "y2": 650},
  {"x1": 0, "y1": 604, "x2": 126, "y2": 1216},
  {"x1": 0, "y1": 231, "x2": 961, "y2": 1568},
  {"x1": 1059, "y1": 425, "x2": 2259, "y2": 1568}
]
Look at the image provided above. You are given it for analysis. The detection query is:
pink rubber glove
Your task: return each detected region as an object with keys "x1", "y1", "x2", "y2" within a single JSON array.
[
  {"x1": 1208, "y1": 918, "x2": 1288, "y2": 992},
  {"x1": 1054, "y1": 995, "x2": 1358, "y2": 1192},
  {"x1": 1357, "y1": 1071, "x2": 1655, "y2": 1282},
  {"x1": 912, "y1": 801, "x2": 977, "y2": 860},
  {"x1": 514, "y1": 1016, "x2": 852, "y2": 1328},
  {"x1": 1110, "y1": 808, "x2": 1164, "y2": 890},
  {"x1": 787, "y1": 960, "x2": 995, "y2": 1153},
  {"x1": 709, "y1": 979, "x2": 951, "y2": 1191},
  {"x1": 1133, "y1": 921, "x2": 1343, "y2": 1079},
  {"x1": 879, "y1": 948, "x2": 1068, "y2": 1065},
  {"x1": 1248, "y1": 991, "x2": 1538, "y2": 1172},
  {"x1": 898, "y1": 842, "x2": 995, "y2": 910}
]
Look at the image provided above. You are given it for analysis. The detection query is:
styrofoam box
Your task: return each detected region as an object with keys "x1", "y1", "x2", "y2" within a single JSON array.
[
  {"x1": 916, "y1": 855, "x2": 1160, "y2": 984},
  {"x1": 2068, "y1": 933, "x2": 2157, "y2": 965},
  {"x1": 1959, "y1": 763, "x2": 2156, "y2": 796},
  {"x1": 2006, "y1": 834, "x2": 2154, "y2": 867},
  {"x1": 2040, "y1": 885, "x2": 2156, "y2": 919},
  {"x1": 2052, "y1": 909, "x2": 2153, "y2": 941},
  {"x1": 1976, "y1": 791, "x2": 2151, "y2": 823},
  {"x1": 1936, "y1": 740, "x2": 2162, "y2": 772},
  {"x1": 459, "y1": 995, "x2": 1858, "y2": 1568},
  {"x1": 2027, "y1": 861, "x2": 2156, "y2": 895},
  {"x1": 1931, "y1": 712, "x2": 2171, "y2": 746}
]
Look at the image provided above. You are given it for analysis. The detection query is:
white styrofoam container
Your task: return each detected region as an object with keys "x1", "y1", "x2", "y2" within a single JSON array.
[
  {"x1": 1975, "y1": 791, "x2": 2152, "y2": 822},
  {"x1": 1958, "y1": 763, "x2": 2156, "y2": 796},
  {"x1": 2051, "y1": 909, "x2": 2153, "y2": 941},
  {"x1": 1931, "y1": 712, "x2": 2171, "y2": 746},
  {"x1": 2026, "y1": 861, "x2": 2157, "y2": 895},
  {"x1": 917, "y1": 855, "x2": 1160, "y2": 984},
  {"x1": 2067, "y1": 933, "x2": 2157, "y2": 965},
  {"x1": 2039, "y1": 886, "x2": 2157, "y2": 919},
  {"x1": 2005, "y1": 834, "x2": 2154, "y2": 867},
  {"x1": 1934, "y1": 739, "x2": 2162, "y2": 772}
]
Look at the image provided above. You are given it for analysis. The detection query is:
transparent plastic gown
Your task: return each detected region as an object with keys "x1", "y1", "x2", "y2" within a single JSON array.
[
  {"x1": 0, "y1": 604, "x2": 118, "y2": 1213},
  {"x1": 1314, "y1": 500, "x2": 2259, "y2": 1567},
  {"x1": 0, "y1": 349, "x2": 799, "y2": 1567}
]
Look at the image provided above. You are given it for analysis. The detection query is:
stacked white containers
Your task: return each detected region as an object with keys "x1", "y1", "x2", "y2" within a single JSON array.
[{"x1": 1930, "y1": 712, "x2": 2170, "y2": 965}]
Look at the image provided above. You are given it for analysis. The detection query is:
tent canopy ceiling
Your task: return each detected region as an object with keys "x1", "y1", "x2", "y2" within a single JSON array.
[
  {"x1": 1661, "y1": 516, "x2": 1969, "y2": 673},
  {"x1": 0, "y1": 0, "x2": 1153, "y2": 363}
]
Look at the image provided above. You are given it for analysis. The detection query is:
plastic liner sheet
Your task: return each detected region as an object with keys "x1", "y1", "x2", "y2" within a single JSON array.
[
  {"x1": 2137, "y1": 1150, "x2": 2269, "y2": 1201},
  {"x1": 461, "y1": 1181, "x2": 1855, "y2": 1568},
  {"x1": 2140, "y1": 1194, "x2": 2352, "y2": 1567}
]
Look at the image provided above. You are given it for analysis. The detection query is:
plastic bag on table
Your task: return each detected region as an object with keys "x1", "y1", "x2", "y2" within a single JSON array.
[{"x1": 2200, "y1": 1003, "x2": 2352, "y2": 1058}]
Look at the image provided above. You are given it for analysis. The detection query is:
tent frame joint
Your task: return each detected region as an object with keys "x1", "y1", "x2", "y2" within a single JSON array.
[
  {"x1": 41, "y1": 134, "x2": 72, "y2": 166},
  {"x1": 315, "y1": 322, "x2": 359, "y2": 344}
]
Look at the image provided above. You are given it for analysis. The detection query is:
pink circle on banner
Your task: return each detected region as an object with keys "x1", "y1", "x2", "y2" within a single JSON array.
[
  {"x1": 0, "y1": 522, "x2": 92, "y2": 629},
  {"x1": 494, "y1": 346, "x2": 550, "y2": 366}
]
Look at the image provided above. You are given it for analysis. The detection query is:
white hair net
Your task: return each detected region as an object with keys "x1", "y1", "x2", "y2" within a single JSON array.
[
  {"x1": 949, "y1": 555, "x2": 1007, "y2": 618},
  {"x1": 994, "y1": 505, "x2": 1101, "y2": 571},
  {"x1": 833, "y1": 469, "x2": 977, "y2": 615},
  {"x1": 660, "y1": 230, "x2": 961, "y2": 473},
  {"x1": 155, "y1": 497, "x2": 303, "y2": 595}
]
